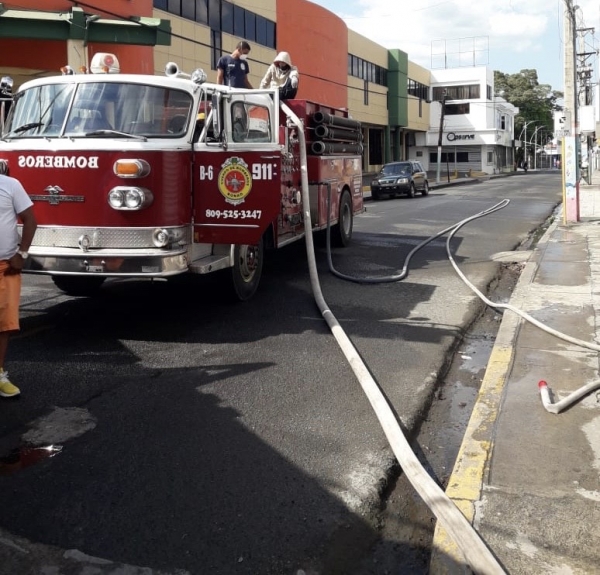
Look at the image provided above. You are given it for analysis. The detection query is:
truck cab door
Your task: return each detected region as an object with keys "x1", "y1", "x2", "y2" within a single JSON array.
[{"x1": 192, "y1": 93, "x2": 282, "y2": 246}]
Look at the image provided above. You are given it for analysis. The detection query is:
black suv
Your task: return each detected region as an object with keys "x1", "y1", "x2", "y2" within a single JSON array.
[{"x1": 370, "y1": 160, "x2": 429, "y2": 200}]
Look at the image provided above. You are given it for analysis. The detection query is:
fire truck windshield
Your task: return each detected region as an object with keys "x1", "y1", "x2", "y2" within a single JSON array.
[{"x1": 3, "y1": 81, "x2": 194, "y2": 139}]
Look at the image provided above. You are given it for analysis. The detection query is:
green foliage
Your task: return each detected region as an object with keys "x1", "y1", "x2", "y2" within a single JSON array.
[
  {"x1": 494, "y1": 69, "x2": 562, "y2": 162},
  {"x1": 494, "y1": 69, "x2": 562, "y2": 132}
]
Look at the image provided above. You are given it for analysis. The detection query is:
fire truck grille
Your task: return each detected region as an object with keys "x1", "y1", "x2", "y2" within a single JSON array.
[{"x1": 31, "y1": 227, "x2": 191, "y2": 249}]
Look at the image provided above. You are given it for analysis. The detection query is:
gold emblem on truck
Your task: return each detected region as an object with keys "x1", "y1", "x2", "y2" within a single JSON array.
[{"x1": 217, "y1": 157, "x2": 252, "y2": 206}]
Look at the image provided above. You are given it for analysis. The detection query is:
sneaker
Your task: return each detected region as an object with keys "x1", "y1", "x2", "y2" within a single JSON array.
[{"x1": 0, "y1": 370, "x2": 20, "y2": 398}]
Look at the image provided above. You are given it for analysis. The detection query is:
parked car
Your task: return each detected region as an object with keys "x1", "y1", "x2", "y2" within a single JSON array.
[{"x1": 370, "y1": 160, "x2": 429, "y2": 200}]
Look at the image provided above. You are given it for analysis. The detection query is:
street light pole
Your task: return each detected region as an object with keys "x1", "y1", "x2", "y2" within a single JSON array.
[
  {"x1": 436, "y1": 89, "x2": 447, "y2": 184},
  {"x1": 518, "y1": 120, "x2": 537, "y2": 167},
  {"x1": 530, "y1": 126, "x2": 542, "y2": 170}
]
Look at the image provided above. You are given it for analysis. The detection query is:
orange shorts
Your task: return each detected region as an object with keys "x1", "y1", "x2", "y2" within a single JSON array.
[{"x1": 0, "y1": 260, "x2": 21, "y2": 333}]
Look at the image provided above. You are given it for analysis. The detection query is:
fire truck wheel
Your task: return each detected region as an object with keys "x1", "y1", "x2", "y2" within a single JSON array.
[
  {"x1": 231, "y1": 239, "x2": 264, "y2": 301},
  {"x1": 333, "y1": 191, "x2": 353, "y2": 247},
  {"x1": 52, "y1": 275, "x2": 105, "y2": 296}
]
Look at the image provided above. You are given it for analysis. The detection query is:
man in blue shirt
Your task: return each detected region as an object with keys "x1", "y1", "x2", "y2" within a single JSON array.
[{"x1": 216, "y1": 41, "x2": 253, "y2": 89}]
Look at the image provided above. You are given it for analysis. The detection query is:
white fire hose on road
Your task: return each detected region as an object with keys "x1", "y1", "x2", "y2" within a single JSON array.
[
  {"x1": 281, "y1": 101, "x2": 506, "y2": 575},
  {"x1": 282, "y1": 99, "x2": 600, "y2": 572},
  {"x1": 444, "y1": 211, "x2": 600, "y2": 414}
]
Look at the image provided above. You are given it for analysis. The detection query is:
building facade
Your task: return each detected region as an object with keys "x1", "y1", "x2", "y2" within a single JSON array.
[
  {"x1": 414, "y1": 67, "x2": 517, "y2": 176},
  {"x1": 0, "y1": 1, "x2": 517, "y2": 176}
]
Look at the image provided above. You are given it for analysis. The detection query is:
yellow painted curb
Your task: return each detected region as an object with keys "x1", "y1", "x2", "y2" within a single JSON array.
[{"x1": 429, "y1": 344, "x2": 513, "y2": 573}]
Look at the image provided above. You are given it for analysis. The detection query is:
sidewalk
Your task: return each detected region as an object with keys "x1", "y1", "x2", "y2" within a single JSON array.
[{"x1": 430, "y1": 174, "x2": 600, "y2": 573}]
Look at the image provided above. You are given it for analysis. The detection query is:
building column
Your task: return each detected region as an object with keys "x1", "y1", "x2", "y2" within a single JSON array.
[
  {"x1": 66, "y1": 39, "x2": 87, "y2": 72},
  {"x1": 384, "y1": 125, "x2": 391, "y2": 164}
]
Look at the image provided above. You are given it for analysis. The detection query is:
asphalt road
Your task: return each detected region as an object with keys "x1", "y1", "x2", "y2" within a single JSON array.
[{"x1": 0, "y1": 172, "x2": 561, "y2": 575}]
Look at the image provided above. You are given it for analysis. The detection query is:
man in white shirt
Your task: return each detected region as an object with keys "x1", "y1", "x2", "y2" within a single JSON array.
[{"x1": 0, "y1": 165, "x2": 37, "y2": 397}]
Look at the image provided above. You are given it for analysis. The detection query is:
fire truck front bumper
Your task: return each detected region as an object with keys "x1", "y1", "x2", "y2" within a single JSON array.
[{"x1": 24, "y1": 247, "x2": 189, "y2": 277}]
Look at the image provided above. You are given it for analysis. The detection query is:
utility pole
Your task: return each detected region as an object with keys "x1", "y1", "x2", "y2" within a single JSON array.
[
  {"x1": 564, "y1": 0, "x2": 579, "y2": 222},
  {"x1": 436, "y1": 89, "x2": 447, "y2": 184}
]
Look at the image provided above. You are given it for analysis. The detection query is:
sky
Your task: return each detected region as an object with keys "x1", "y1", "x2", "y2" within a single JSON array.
[{"x1": 309, "y1": 0, "x2": 600, "y2": 94}]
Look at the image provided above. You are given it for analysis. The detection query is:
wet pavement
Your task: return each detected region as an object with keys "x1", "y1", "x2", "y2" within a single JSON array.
[{"x1": 430, "y1": 173, "x2": 600, "y2": 574}]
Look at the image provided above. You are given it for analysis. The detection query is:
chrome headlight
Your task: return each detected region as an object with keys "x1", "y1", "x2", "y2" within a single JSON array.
[
  {"x1": 108, "y1": 189, "x2": 124, "y2": 208},
  {"x1": 371, "y1": 180, "x2": 379, "y2": 186},
  {"x1": 397, "y1": 178, "x2": 409, "y2": 184},
  {"x1": 108, "y1": 187, "x2": 153, "y2": 210}
]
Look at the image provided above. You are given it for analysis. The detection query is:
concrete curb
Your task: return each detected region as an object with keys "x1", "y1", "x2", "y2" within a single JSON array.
[{"x1": 428, "y1": 213, "x2": 560, "y2": 574}]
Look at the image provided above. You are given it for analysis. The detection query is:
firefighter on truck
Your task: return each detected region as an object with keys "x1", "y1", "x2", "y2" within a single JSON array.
[{"x1": 0, "y1": 52, "x2": 364, "y2": 301}]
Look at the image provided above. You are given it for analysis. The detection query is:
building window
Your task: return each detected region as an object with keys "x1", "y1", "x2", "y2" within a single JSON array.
[
  {"x1": 408, "y1": 79, "x2": 429, "y2": 100},
  {"x1": 445, "y1": 103, "x2": 470, "y2": 115},
  {"x1": 181, "y1": 0, "x2": 194, "y2": 20},
  {"x1": 433, "y1": 85, "x2": 480, "y2": 100},
  {"x1": 167, "y1": 0, "x2": 181, "y2": 14},
  {"x1": 266, "y1": 21, "x2": 275, "y2": 49},
  {"x1": 155, "y1": 0, "x2": 275, "y2": 49},
  {"x1": 487, "y1": 151, "x2": 494, "y2": 164},
  {"x1": 348, "y1": 53, "x2": 387, "y2": 87},
  {"x1": 211, "y1": 29, "x2": 222, "y2": 70},
  {"x1": 256, "y1": 15, "x2": 267, "y2": 46},
  {"x1": 221, "y1": 1, "x2": 234, "y2": 35},
  {"x1": 487, "y1": 85, "x2": 492, "y2": 100},
  {"x1": 364, "y1": 80, "x2": 369, "y2": 105},
  {"x1": 208, "y1": 0, "x2": 220, "y2": 29},
  {"x1": 195, "y1": 0, "x2": 208, "y2": 25},
  {"x1": 245, "y1": 11, "x2": 256, "y2": 42},
  {"x1": 233, "y1": 4, "x2": 244, "y2": 35},
  {"x1": 369, "y1": 129, "x2": 383, "y2": 165},
  {"x1": 429, "y1": 151, "x2": 470, "y2": 163}
]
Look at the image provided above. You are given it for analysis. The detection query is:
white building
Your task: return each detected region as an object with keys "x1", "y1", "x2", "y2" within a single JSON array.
[{"x1": 410, "y1": 67, "x2": 518, "y2": 176}]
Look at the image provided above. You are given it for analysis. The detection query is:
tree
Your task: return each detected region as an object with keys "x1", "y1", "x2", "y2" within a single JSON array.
[{"x1": 494, "y1": 69, "x2": 563, "y2": 163}]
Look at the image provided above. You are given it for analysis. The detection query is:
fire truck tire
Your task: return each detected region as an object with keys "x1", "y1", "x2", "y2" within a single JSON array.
[
  {"x1": 230, "y1": 239, "x2": 264, "y2": 301},
  {"x1": 52, "y1": 275, "x2": 105, "y2": 296},
  {"x1": 333, "y1": 191, "x2": 353, "y2": 247}
]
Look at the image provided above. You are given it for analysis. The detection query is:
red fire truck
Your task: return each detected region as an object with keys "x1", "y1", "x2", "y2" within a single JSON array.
[{"x1": 0, "y1": 53, "x2": 363, "y2": 300}]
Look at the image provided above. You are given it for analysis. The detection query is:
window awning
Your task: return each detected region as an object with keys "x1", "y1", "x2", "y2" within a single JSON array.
[{"x1": 0, "y1": 4, "x2": 171, "y2": 46}]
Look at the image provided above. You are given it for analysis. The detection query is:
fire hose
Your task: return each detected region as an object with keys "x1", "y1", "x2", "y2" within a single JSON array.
[
  {"x1": 280, "y1": 100, "x2": 506, "y2": 575},
  {"x1": 443, "y1": 211, "x2": 600, "y2": 413},
  {"x1": 282, "y1": 100, "x2": 600, "y2": 571},
  {"x1": 323, "y1": 176, "x2": 600, "y2": 414}
]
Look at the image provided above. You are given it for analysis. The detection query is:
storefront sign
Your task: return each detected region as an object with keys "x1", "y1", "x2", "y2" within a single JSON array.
[{"x1": 447, "y1": 132, "x2": 475, "y2": 142}]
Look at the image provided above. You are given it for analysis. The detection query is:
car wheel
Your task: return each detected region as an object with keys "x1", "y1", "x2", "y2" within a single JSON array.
[
  {"x1": 421, "y1": 181, "x2": 430, "y2": 196},
  {"x1": 371, "y1": 188, "x2": 381, "y2": 201},
  {"x1": 407, "y1": 183, "x2": 416, "y2": 198}
]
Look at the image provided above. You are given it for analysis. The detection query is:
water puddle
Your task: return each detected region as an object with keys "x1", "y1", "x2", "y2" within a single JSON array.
[{"x1": 0, "y1": 445, "x2": 62, "y2": 475}]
